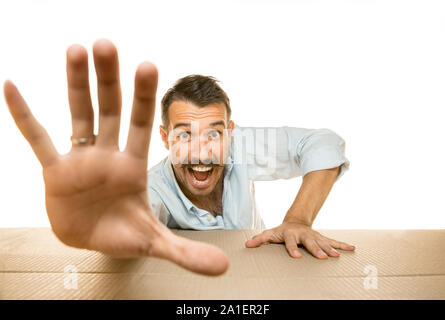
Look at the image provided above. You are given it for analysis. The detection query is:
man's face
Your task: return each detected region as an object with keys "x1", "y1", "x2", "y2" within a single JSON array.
[{"x1": 160, "y1": 101, "x2": 234, "y2": 197}]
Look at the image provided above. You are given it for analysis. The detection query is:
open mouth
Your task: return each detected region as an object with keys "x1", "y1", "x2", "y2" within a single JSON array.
[{"x1": 186, "y1": 165, "x2": 214, "y2": 189}]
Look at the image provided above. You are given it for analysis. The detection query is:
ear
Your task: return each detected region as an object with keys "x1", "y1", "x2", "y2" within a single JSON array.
[
  {"x1": 159, "y1": 125, "x2": 170, "y2": 150},
  {"x1": 228, "y1": 120, "x2": 235, "y2": 138}
]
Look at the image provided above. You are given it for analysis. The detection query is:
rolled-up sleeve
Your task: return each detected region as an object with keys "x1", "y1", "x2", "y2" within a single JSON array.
[
  {"x1": 295, "y1": 128, "x2": 350, "y2": 181},
  {"x1": 234, "y1": 126, "x2": 349, "y2": 182}
]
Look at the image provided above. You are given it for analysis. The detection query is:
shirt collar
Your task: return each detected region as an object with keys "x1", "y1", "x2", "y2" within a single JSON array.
[{"x1": 163, "y1": 157, "x2": 196, "y2": 212}]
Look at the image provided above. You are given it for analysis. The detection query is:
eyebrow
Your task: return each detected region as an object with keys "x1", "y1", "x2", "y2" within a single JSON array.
[{"x1": 173, "y1": 121, "x2": 226, "y2": 130}]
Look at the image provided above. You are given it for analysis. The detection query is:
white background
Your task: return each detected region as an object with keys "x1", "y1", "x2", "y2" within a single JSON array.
[{"x1": 0, "y1": 0, "x2": 444, "y2": 229}]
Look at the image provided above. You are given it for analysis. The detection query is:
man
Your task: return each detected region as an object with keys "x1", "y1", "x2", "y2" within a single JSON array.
[{"x1": 3, "y1": 39, "x2": 354, "y2": 277}]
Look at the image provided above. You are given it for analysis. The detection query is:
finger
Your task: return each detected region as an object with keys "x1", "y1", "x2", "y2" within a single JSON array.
[
  {"x1": 326, "y1": 237, "x2": 356, "y2": 251},
  {"x1": 301, "y1": 238, "x2": 328, "y2": 259},
  {"x1": 316, "y1": 239, "x2": 340, "y2": 257},
  {"x1": 153, "y1": 231, "x2": 229, "y2": 276},
  {"x1": 245, "y1": 230, "x2": 272, "y2": 248},
  {"x1": 4, "y1": 80, "x2": 59, "y2": 167},
  {"x1": 125, "y1": 62, "x2": 158, "y2": 160},
  {"x1": 93, "y1": 39, "x2": 122, "y2": 148},
  {"x1": 66, "y1": 44, "x2": 94, "y2": 143},
  {"x1": 284, "y1": 234, "x2": 302, "y2": 258}
]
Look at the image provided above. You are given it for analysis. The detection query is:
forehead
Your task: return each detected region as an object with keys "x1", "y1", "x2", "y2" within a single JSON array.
[{"x1": 168, "y1": 101, "x2": 227, "y2": 129}]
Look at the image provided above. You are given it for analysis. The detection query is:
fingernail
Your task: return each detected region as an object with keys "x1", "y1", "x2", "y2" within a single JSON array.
[
  {"x1": 293, "y1": 250, "x2": 301, "y2": 258},
  {"x1": 318, "y1": 250, "x2": 328, "y2": 258},
  {"x1": 330, "y1": 249, "x2": 339, "y2": 255}
]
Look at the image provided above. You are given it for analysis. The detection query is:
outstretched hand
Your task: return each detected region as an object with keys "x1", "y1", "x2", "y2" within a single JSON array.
[
  {"x1": 3, "y1": 39, "x2": 229, "y2": 276},
  {"x1": 246, "y1": 221, "x2": 355, "y2": 259}
]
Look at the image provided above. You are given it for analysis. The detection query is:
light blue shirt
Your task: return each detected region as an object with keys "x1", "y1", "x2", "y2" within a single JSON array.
[{"x1": 147, "y1": 125, "x2": 350, "y2": 230}]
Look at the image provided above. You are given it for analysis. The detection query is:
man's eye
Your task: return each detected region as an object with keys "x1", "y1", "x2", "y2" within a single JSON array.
[
  {"x1": 208, "y1": 130, "x2": 221, "y2": 140},
  {"x1": 179, "y1": 132, "x2": 190, "y2": 141}
]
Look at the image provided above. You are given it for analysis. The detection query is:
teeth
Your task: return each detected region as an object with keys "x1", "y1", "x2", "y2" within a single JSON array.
[{"x1": 191, "y1": 166, "x2": 212, "y2": 172}]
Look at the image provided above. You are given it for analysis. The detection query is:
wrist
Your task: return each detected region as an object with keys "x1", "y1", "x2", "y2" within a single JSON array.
[{"x1": 283, "y1": 211, "x2": 313, "y2": 227}]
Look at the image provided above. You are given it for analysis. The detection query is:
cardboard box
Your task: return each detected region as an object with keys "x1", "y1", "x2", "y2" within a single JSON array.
[{"x1": 1, "y1": 228, "x2": 444, "y2": 299}]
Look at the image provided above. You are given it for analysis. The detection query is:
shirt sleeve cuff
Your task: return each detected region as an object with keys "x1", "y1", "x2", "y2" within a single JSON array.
[{"x1": 300, "y1": 146, "x2": 350, "y2": 182}]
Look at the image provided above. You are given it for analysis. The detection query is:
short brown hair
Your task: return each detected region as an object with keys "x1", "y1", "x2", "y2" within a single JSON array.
[{"x1": 161, "y1": 74, "x2": 231, "y2": 129}]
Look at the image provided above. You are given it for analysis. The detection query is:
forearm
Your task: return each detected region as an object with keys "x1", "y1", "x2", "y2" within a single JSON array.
[{"x1": 283, "y1": 166, "x2": 340, "y2": 227}]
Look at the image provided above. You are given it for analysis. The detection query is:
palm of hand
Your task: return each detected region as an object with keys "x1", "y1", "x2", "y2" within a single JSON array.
[{"x1": 44, "y1": 148, "x2": 154, "y2": 257}]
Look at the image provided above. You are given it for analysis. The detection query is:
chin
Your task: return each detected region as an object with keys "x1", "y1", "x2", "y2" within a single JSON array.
[{"x1": 185, "y1": 178, "x2": 219, "y2": 197}]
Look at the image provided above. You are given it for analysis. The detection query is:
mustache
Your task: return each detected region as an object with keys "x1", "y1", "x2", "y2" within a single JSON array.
[{"x1": 177, "y1": 161, "x2": 225, "y2": 169}]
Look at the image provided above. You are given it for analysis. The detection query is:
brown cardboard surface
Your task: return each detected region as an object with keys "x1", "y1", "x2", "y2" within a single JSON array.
[{"x1": 1, "y1": 228, "x2": 444, "y2": 299}]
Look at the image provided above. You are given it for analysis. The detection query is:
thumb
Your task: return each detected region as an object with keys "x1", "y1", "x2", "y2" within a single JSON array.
[
  {"x1": 153, "y1": 232, "x2": 230, "y2": 276},
  {"x1": 245, "y1": 230, "x2": 272, "y2": 248}
]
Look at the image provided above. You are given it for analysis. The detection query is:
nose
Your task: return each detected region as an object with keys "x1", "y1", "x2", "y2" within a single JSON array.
[{"x1": 190, "y1": 136, "x2": 213, "y2": 165}]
